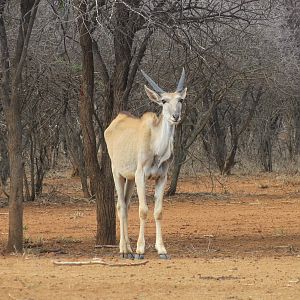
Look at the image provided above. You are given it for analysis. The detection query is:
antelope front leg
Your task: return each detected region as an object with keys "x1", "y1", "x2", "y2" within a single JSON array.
[
  {"x1": 113, "y1": 171, "x2": 133, "y2": 258},
  {"x1": 135, "y1": 168, "x2": 148, "y2": 258},
  {"x1": 154, "y1": 174, "x2": 168, "y2": 258}
]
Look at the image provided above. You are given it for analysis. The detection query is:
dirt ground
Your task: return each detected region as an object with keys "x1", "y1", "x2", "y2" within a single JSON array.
[{"x1": 1, "y1": 173, "x2": 300, "y2": 299}]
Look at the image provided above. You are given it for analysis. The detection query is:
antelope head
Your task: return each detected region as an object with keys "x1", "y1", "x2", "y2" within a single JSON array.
[{"x1": 141, "y1": 68, "x2": 187, "y2": 125}]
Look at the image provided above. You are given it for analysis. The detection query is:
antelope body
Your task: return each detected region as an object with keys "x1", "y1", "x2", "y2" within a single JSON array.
[{"x1": 104, "y1": 69, "x2": 187, "y2": 259}]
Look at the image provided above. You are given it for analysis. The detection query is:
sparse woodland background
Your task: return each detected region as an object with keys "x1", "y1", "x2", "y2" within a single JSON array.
[{"x1": 1, "y1": 0, "x2": 300, "y2": 251}]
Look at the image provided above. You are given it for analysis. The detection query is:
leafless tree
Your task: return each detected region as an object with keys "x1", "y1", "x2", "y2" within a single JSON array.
[{"x1": 0, "y1": 0, "x2": 40, "y2": 252}]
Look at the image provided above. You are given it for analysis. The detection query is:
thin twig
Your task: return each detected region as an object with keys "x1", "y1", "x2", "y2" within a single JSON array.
[
  {"x1": 53, "y1": 259, "x2": 149, "y2": 267},
  {"x1": 95, "y1": 245, "x2": 119, "y2": 248}
]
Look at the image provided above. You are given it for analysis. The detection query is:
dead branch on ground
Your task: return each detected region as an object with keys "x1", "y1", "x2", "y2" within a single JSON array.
[
  {"x1": 95, "y1": 244, "x2": 119, "y2": 248},
  {"x1": 53, "y1": 259, "x2": 148, "y2": 267}
]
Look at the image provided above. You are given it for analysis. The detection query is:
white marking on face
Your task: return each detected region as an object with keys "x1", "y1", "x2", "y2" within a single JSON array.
[
  {"x1": 161, "y1": 93, "x2": 184, "y2": 124},
  {"x1": 144, "y1": 86, "x2": 187, "y2": 125}
]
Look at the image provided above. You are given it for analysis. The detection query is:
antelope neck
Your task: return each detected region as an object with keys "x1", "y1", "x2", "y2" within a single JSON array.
[{"x1": 153, "y1": 114, "x2": 175, "y2": 166}]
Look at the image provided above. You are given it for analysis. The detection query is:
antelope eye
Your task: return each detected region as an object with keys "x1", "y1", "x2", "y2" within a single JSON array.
[
  {"x1": 179, "y1": 99, "x2": 183, "y2": 103},
  {"x1": 161, "y1": 99, "x2": 166, "y2": 104}
]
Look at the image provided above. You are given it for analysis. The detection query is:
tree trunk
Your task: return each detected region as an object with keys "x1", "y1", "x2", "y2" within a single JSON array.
[
  {"x1": 29, "y1": 134, "x2": 35, "y2": 201},
  {"x1": 206, "y1": 103, "x2": 227, "y2": 173},
  {"x1": 97, "y1": 150, "x2": 115, "y2": 244},
  {"x1": 77, "y1": 1, "x2": 116, "y2": 244},
  {"x1": 6, "y1": 106, "x2": 24, "y2": 252},
  {"x1": 23, "y1": 168, "x2": 30, "y2": 201},
  {"x1": 167, "y1": 125, "x2": 186, "y2": 196},
  {"x1": 0, "y1": 0, "x2": 40, "y2": 252},
  {"x1": 68, "y1": 142, "x2": 90, "y2": 198},
  {"x1": 0, "y1": 133, "x2": 9, "y2": 187},
  {"x1": 35, "y1": 157, "x2": 44, "y2": 196},
  {"x1": 259, "y1": 134, "x2": 273, "y2": 172},
  {"x1": 167, "y1": 152, "x2": 186, "y2": 196},
  {"x1": 222, "y1": 111, "x2": 238, "y2": 175}
]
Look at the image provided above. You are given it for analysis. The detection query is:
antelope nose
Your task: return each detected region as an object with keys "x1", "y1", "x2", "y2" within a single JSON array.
[{"x1": 172, "y1": 114, "x2": 180, "y2": 121}]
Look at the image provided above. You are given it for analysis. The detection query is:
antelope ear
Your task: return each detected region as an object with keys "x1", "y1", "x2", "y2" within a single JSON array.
[
  {"x1": 144, "y1": 85, "x2": 162, "y2": 104},
  {"x1": 179, "y1": 87, "x2": 187, "y2": 100}
]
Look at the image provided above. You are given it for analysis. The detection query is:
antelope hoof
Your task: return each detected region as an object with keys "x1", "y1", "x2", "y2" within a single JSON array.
[
  {"x1": 159, "y1": 254, "x2": 170, "y2": 260},
  {"x1": 120, "y1": 253, "x2": 134, "y2": 259},
  {"x1": 134, "y1": 253, "x2": 145, "y2": 260}
]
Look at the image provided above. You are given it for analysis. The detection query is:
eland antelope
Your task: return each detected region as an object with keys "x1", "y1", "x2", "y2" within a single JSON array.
[{"x1": 104, "y1": 69, "x2": 187, "y2": 259}]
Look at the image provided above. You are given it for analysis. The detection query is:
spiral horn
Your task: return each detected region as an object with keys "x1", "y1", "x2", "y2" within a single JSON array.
[
  {"x1": 141, "y1": 70, "x2": 165, "y2": 94},
  {"x1": 176, "y1": 68, "x2": 186, "y2": 92}
]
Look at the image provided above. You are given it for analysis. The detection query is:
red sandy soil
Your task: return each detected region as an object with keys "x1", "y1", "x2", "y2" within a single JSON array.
[{"x1": 0, "y1": 174, "x2": 300, "y2": 299}]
